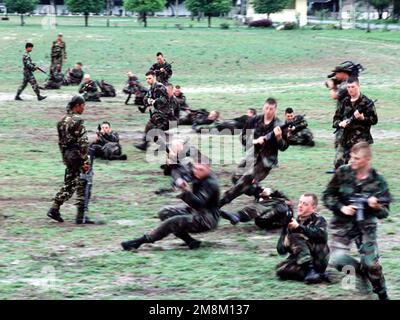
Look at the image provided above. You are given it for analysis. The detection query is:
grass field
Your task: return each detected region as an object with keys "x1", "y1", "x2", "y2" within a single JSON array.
[{"x1": 0, "y1": 16, "x2": 399, "y2": 300}]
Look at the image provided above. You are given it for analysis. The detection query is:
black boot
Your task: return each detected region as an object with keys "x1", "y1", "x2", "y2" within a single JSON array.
[
  {"x1": 75, "y1": 208, "x2": 95, "y2": 225},
  {"x1": 37, "y1": 95, "x2": 47, "y2": 101},
  {"x1": 47, "y1": 207, "x2": 64, "y2": 223},
  {"x1": 378, "y1": 291, "x2": 389, "y2": 300},
  {"x1": 220, "y1": 210, "x2": 240, "y2": 225},
  {"x1": 175, "y1": 232, "x2": 202, "y2": 250},
  {"x1": 134, "y1": 141, "x2": 149, "y2": 151},
  {"x1": 15, "y1": 95, "x2": 23, "y2": 101},
  {"x1": 304, "y1": 262, "x2": 322, "y2": 284},
  {"x1": 138, "y1": 106, "x2": 147, "y2": 113},
  {"x1": 121, "y1": 235, "x2": 150, "y2": 250}
]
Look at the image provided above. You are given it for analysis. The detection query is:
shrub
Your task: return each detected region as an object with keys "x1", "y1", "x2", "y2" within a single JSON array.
[
  {"x1": 282, "y1": 21, "x2": 298, "y2": 30},
  {"x1": 220, "y1": 22, "x2": 230, "y2": 29},
  {"x1": 248, "y1": 19, "x2": 273, "y2": 28}
]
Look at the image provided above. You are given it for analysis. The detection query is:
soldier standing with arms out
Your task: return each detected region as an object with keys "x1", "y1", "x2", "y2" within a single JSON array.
[
  {"x1": 47, "y1": 96, "x2": 95, "y2": 225},
  {"x1": 135, "y1": 71, "x2": 171, "y2": 151},
  {"x1": 149, "y1": 52, "x2": 173, "y2": 85},
  {"x1": 121, "y1": 163, "x2": 220, "y2": 251},
  {"x1": 323, "y1": 142, "x2": 392, "y2": 300},
  {"x1": 219, "y1": 98, "x2": 289, "y2": 209},
  {"x1": 15, "y1": 43, "x2": 47, "y2": 101},
  {"x1": 51, "y1": 33, "x2": 67, "y2": 72},
  {"x1": 333, "y1": 77, "x2": 377, "y2": 168},
  {"x1": 276, "y1": 193, "x2": 330, "y2": 284}
]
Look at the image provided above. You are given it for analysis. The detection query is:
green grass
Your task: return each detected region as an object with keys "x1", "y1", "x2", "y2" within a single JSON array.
[{"x1": 0, "y1": 17, "x2": 399, "y2": 300}]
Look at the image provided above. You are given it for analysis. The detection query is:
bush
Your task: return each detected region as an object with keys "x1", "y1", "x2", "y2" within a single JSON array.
[
  {"x1": 248, "y1": 19, "x2": 273, "y2": 28},
  {"x1": 220, "y1": 22, "x2": 230, "y2": 29},
  {"x1": 282, "y1": 21, "x2": 298, "y2": 30}
]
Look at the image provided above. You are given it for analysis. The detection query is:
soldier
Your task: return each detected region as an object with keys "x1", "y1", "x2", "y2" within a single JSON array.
[
  {"x1": 192, "y1": 111, "x2": 220, "y2": 132},
  {"x1": 178, "y1": 107, "x2": 209, "y2": 126},
  {"x1": 221, "y1": 187, "x2": 293, "y2": 229},
  {"x1": 134, "y1": 71, "x2": 172, "y2": 151},
  {"x1": 47, "y1": 95, "x2": 95, "y2": 225},
  {"x1": 219, "y1": 98, "x2": 289, "y2": 208},
  {"x1": 89, "y1": 121, "x2": 127, "y2": 161},
  {"x1": 326, "y1": 61, "x2": 363, "y2": 173},
  {"x1": 149, "y1": 52, "x2": 173, "y2": 85},
  {"x1": 65, "y1": 62, "x2": 84, "y2": 86},
  {"x1": 333, "y1": 77, "x2": 377, "y2": 169},
  {"x1": 123, "y1": 71, "x2": 148, "y2": 107},
  {"x1": 41, "y1": 64, "x2": 65, "y2": 90},
  {"x1": 51, "y1": 33, "x2": 67, "y2": 71},
  {"x1": 121, "y1": 163, "x2": 220, "y2": 251},
  {"x1": 79, "y1": 74, "x2": 101, "y2": 102},
  {"x1": 284, "y1": 108, "x2": 315, "y2": 147},
  {"x1": 166, "y1": 83, "x2": 180, "y2": 121},
  {"x1": 174, "y1": 85, "x2": 189, "y2": 110},
  {"x1": 15, "y1": 43, "x2": 47, "y2": 101},
  {"x1": 276, "y1": 193, "x2": 330, "y2": 284},
  {"x1": 323, "y1": 142, "x2": 392, "y2": 300}
]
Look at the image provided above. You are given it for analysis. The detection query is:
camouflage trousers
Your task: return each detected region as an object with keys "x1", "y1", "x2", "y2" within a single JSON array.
[
  {"x1": 220, "y1": 152, "x2": 273, "y2": 205},
  {"x1": 90, "y1": 142, "x2": 121, "y2": 160},
  {"x1": 17, "y1": 72, "x2": 40, "y2": 96},
  {"x1": 52, "y1": 150, "x2": 86, "y2": 210},
  {"x1": 334, "y1": 144, "x2": 351, "y2": 169},
  {"x1": 237, "y1": 202, "x2": 288, "y2": 230},
  {"x1": 147, "y1": 205, "x2": 219, "y2": 242},
  {"x1": 329, "y1": 218, "x2": 386, "y2": 294},
  {"x1": 83, "y1": 92, "x2": 101, "y2": 102},
  {"x1": 51, "y1": 57, "x2": 63, "y2": 71},
  {"x1": 288, "y1": 128, "x2": 314, "y2": 146},
  {"x1": 276, "y1": 233, "x2": 330, "y2": 281}
]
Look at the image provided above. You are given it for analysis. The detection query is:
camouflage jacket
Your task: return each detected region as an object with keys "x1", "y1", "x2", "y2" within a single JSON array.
[
  {"x1": 168, "y1": 95, "x2": 180, "y2": 120},
  {"x1": 277, "y1": 213, "x2": 328, "y2": 255},
  {"x1": 323, "y1": 164, "x2": 391, "y2": 222},
  {"x1": 67, "y1": 68, "x2": 84, "y2": 84},
  {"x1": 333, "y1": 94, "x2": 378, "y2": 148},
  {"x1": 95, "y1": 131, "x2": 120, "y2": 146},
  {"x1": 124, "y1": 76, "x2": 146, "y2": 95},
  {"x1": 22, "y1": 52, "x2": 36, "y2": 74},
  {"x1": 286, "y1": 115, "x2": 308, "y2": 135},
  {"x1": 175, "y1": 92, "x2": 189, "y2": 109},
  {"x1": 150, "y1": 61, "x2": 173, "y2": 84},
  {"x1": 144, "y1": 82, "x2": 170, "y2": 115},
  {"x1": 79, "y1": 80, "x2": 99, "y2": 94},
  {"x1": 242, "y1": 115, "x2": 289, "y2": 164},
  {"x1": 57, "y1": 110, "x2": 89, "y2": 164},
  {"x1": 51, "y1": 40, "x2": 67, "y2": 60}
]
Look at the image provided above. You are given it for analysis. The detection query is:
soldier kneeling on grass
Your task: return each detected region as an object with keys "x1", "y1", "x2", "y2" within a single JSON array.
[
  {"x1": 276, "y1": 193, "x2": 330, "y2": 284},
  {"x1": 121, "y1": 163, "x2": 221, "y2": 251},
  {"x1": 89, "y1": 121, "x2": 127, "y2": 161}
]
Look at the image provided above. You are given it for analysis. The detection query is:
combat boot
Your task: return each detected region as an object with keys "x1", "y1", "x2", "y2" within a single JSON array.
[
  {"x1": 15, "y1": 95, "x2": 23, "y2": 101},
  {"x1": 134, "y1": 141, "x2": 149, "y2": 151},
  {"x1": 175, "y1": 232, "x2": 202, "y2": 250},
  {"x1": 37, "y1": 95, "x2": 47, "y2": 101},
  {"x1": 138, "y1": 106, "x2": 147, "y2": 113},
  {"x1": 47, "y1": 208, "x2": 64, "y2": 223},
  {"x1": 378, "y1": 292, "x2": 389, "y2": 300},
  {"x1": 304, "y1": 263, "x2": 322, "y2": 284},
  {"x1": 121, "y1": 235, "x2": 150, "y2": 250},
  {"x1": 75, "y1": 208, "x2": 95, "y2": 225},
  {"x1": 220, "y1": 210, "x2": 240, "y2": 225}
]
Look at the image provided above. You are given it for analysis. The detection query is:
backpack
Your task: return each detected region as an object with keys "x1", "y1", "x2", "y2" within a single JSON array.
[{"x1": 97, "y1": 80, "x2": 116, "y2": 97}]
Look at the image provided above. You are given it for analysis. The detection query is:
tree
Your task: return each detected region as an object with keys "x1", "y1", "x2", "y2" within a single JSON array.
[
  {"x1": 123, "y1": 0, "x2": 166, "y2": 27},
  {"x1": 166, "y1": 0, "x2": 184, "y2": 16},
  {"x1": 252, "y1": 0, "x2": 290, "y2": 18},
  {"x1": 65, "y1": 0, "x2": 104, "y2": 27},
  {"x1": 185, "y1": 0, "x2": 233, "y2": 27},
  {"x1": 369, "y1": 0, "x2": 391, "y2": 19},
  {"x1": 4, "y1": 0, "x2": 38, "y2": 26},
  {"x1": 394, "y1": 0, "x2": 400, "y2": 20}
]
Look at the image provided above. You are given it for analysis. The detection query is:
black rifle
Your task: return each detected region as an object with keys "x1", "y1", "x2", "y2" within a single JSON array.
[
  {"x1": 348, "y1": 193, "x2": 391, "y2": 222},
  {"x1": 333, "y1": 99, "x2": 377, "y2": 134},
  {"x1": 35, "y1": 65, "x2": 48, "y2": 75},
  {"x1": 79, "y1": 150, "x2": 95, "y2": 224}
]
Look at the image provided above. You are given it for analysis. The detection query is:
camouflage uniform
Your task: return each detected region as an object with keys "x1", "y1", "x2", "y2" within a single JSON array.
[
  {"x1": 51, "y1": 40, "x2": 67, "y2": 71},
  {"x1": 123, "y1": 75, "x2": 148, "y2": 105},
  {"x1": 286, "y1": 115, "x2": 315, "y2": 147},
  {"x1": 51, "y1": 109, "x2": 90, "y2": 219},
  {"x1": 147, "y1": 172, "x2": 220, "y2": 242},
  {"x1": 333, "y1": 94, "x2": 377, "y2": 168},
  {"x1": 90, "y1": 131, "x2": 125, "y2": 160},
  {"x1": 42, "y1": 67, "x2": 65, "y2": 90},
  {"x1": 79, "y1": 80, "x2": 101, "y2": 102},
  {"x1": 168, "y1": 95, "x2": 180, "y2": 121},
  {"x1": 220, "y1": 115, "x2": 289, "y2": 206},
  {"x1": 150, "y1": 61, "x2": 173, "y2": 85},
  {"x1": 276, "y1": 213, "x2": 330, "y2": 281},
  {"x1": 322, "y1": 164, "x2": 391, "y2": 295},
  {"x1": 65, "y1": 68, "x2": 84, "y2": 85},
  {"x1": 179, "y1": 108, "x2": 209, "y2": 126},
  {"x1": 175, "y1": 92, "x2": 189, "y2": 110},
  {"x1": 16, "y1": 52, "x2": 41, "y2": 97}
]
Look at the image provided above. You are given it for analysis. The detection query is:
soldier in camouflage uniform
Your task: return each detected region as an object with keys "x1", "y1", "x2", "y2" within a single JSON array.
[
  {"x1": 174, "y1": 85, "x2": 189, "y2": 110},
  {"x1": 166, "y1": 83, "x2": 180, "y2": 121},
  {"x1": 276, "y1": 193, "x2": 330, "y2": 284},
  {"x1": 79, "y1": 74, "x2": 101, "y2": 102},
  {"x1": 323, "y1": 142, "x2": 392, "y2": 300},
  {"x1": 47, "y1": 96, "x2": 95, "y2": 224},
  {"x1": 333, "y1": 77, "x2": 377, "y2": 169},
  {"x1": 149, "y1": 52, "x2": 173, "y2": 85},
  {"x1": 221, "y1": 187, "x2": 293, "y2": 228},
  {"x1": 284, "y1": 108, "x2": 315, "y2": 147},
  {"x1": 89, "y1": 121, "x2": 127, "y2": 161},
  {"x1": 65, "y1": 62, "x2": 84, "y2": 86},
  {"x1": 51, "y1": 33, "x2": 67, "y2": 71},
  {"x1": 219, "y1": 98, "x2": 289, "y2": 208},
  {"x1": 123, "y1": 71, "x2": 148, "y2": 107},
  {"x1": 135, "y1": 71, "x2": 173, "y2": 151},
  {"x1": 121, "y1": 163, "x2": 220, "y2": 250},
  {"x1": 41, "y1": 64, "x2": 65, "y2": 90},
  {"x1": 15, "y1": 43, "x2": 47, "y2": 101}
]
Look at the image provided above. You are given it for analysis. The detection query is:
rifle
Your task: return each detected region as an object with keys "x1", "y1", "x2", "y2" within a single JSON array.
[
  {"x1": 79, "y1": 150, "x2": 95, "y2": 224},
  {"x1": 348, "y1": 193, "x2": 391, "y2": 222},
  {"x1": 35, "y1": 65, "x2": 48, "y2": 75},
  {"x1": 333, "y1": 99, "x2": 377, "y2": 134}
]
